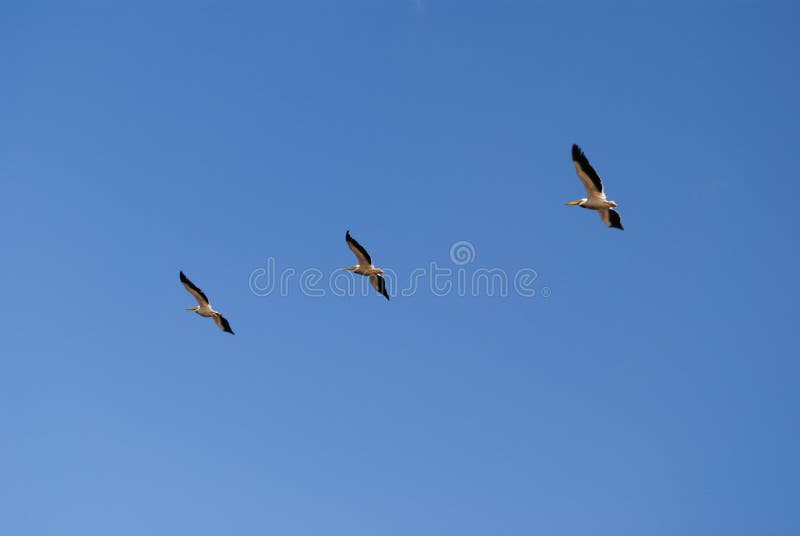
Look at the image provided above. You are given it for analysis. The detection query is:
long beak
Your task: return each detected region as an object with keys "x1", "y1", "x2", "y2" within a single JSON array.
[
  {"x1": 185, "y1": 307, "x2": 195, "y2": 311},
  {"x1": 565, "y1": 200, "x2": 582, "y2": 206}
]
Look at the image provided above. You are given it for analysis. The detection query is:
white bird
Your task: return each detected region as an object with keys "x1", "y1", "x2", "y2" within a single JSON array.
[
  {"x1": 566, "y1": 144, "x2": 624, "y2": 230},
  {"x1": 180, "y1": 271, "x2": 234, "y2": 334},
  {"x1": 343, "y1": 231, "x2": 390, "y2": 300}
]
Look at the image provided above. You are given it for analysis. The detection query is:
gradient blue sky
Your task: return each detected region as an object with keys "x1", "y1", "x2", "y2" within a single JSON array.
[{"x1": 2, "y1": 1, "x2": 799, "y2": 535}]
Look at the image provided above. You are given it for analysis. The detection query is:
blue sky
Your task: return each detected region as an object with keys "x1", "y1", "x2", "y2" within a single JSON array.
[{"x1": 2, "y1": 1, "x2": 799, "y2": 534}]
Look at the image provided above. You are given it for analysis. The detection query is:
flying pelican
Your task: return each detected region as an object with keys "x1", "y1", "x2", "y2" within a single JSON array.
[
  {"x1": 180, "y1": 271, "x2": 234, "y2": 334},
  {"x1": 344, "y1": 231, "x2": 390, "y2": 300},
  {"x1": 566, "y1": 144, "x2": 624, "y2": 230}
]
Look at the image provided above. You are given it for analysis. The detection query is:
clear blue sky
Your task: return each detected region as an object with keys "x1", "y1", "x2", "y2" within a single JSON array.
[{"x1": 2, "y1": 1, "x2": 799, "y2": 534}]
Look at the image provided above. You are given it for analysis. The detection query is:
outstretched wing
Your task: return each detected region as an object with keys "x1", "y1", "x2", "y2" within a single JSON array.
[
  {"x1": 598, "y1": 208, "x2": 624, "y2": 230},
  {"x1": 572, "y1": 144, "x2": 604, "y2": 196},
  {"x1": 346, "y1": 230, "x2": 372, "y2": 266},
  {"x1": 213, "y1": 313, "x2": 235, "y2": 334},
  {"x1": 370, "y1": 274, "x2": 390, "y2": 301},
  {"x1": 180, "y1": 271, "x2": 210, "y2": 306}
]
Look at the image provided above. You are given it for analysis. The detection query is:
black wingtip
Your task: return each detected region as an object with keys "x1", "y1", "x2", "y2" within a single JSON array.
[
  {"x1": 608, "y1": 209, "x2": 624, "y2": 230},
  {"x1": 572, "y1": 144, "x2": 582, "y2": 159},
  {"x1": 381, "y1": 284, "x2": 390, "y2": 301}
]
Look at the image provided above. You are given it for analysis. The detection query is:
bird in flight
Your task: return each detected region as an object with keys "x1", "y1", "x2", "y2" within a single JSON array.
[
  {"x1": 180, "y1": 271, "x2": 234, "y2": 334},
  {"x1": 343, "y1": 231, "x2": 390, "y2": 300},
  {"x1": 565, "y1": 144, "x2": 624, "y2": 230}
]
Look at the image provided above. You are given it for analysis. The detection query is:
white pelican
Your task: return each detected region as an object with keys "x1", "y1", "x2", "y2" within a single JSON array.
[
  {"x1": 180, "y1": 271, "x2": 234, "y2": 334},
  {"x1": 344, "y1": 230, "x2": 390, "y2": 300},
  {"x1": 566, "y1": 144, "x2": 624, "y2": 230}
]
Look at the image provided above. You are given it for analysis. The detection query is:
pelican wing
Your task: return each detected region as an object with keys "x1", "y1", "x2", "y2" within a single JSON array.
[
  {"x1": 180, "y1": 271, "x2": 210, "y2": 306},
  {"x1": 370, "y1": 274, "x2": 390, "y2": 301},
  {"x1": 598, "y1": 208, "x2": 624, "y2": 230},
  {"x1": 572, "y1": 144, "x2": 604, "y2": 196},
  {"x1": 213, "y1": 313, "x2": 235, "y2": 334},
  {"x1": 346, "y1": 230, "x2": 372, "y2": 266}
]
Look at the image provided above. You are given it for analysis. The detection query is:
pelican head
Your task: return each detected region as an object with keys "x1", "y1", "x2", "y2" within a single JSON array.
[
  {"x1": 375, "y1": 268, "x2": 384, "y2": 275},
  {"x1": 565, "y1": 199, "x2": 586, "y2": 206},
  {"x1": 343, "y1": 265, "x2": 358, "y2": 271},
  {"x1": 185, "y1": 306, "x2": 199, "y2": 311}
]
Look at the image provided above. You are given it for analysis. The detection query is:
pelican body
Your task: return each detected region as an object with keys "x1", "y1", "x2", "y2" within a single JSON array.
[
  {"x1": 344, "y1": 230, "x2": 390, "y2": 300},
  {"x1": 566, "y1": 144, "x2": 624, "y2": 230},
  {"x1": 180, "y1": 271, "x2": 234, "y2": 334}
]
